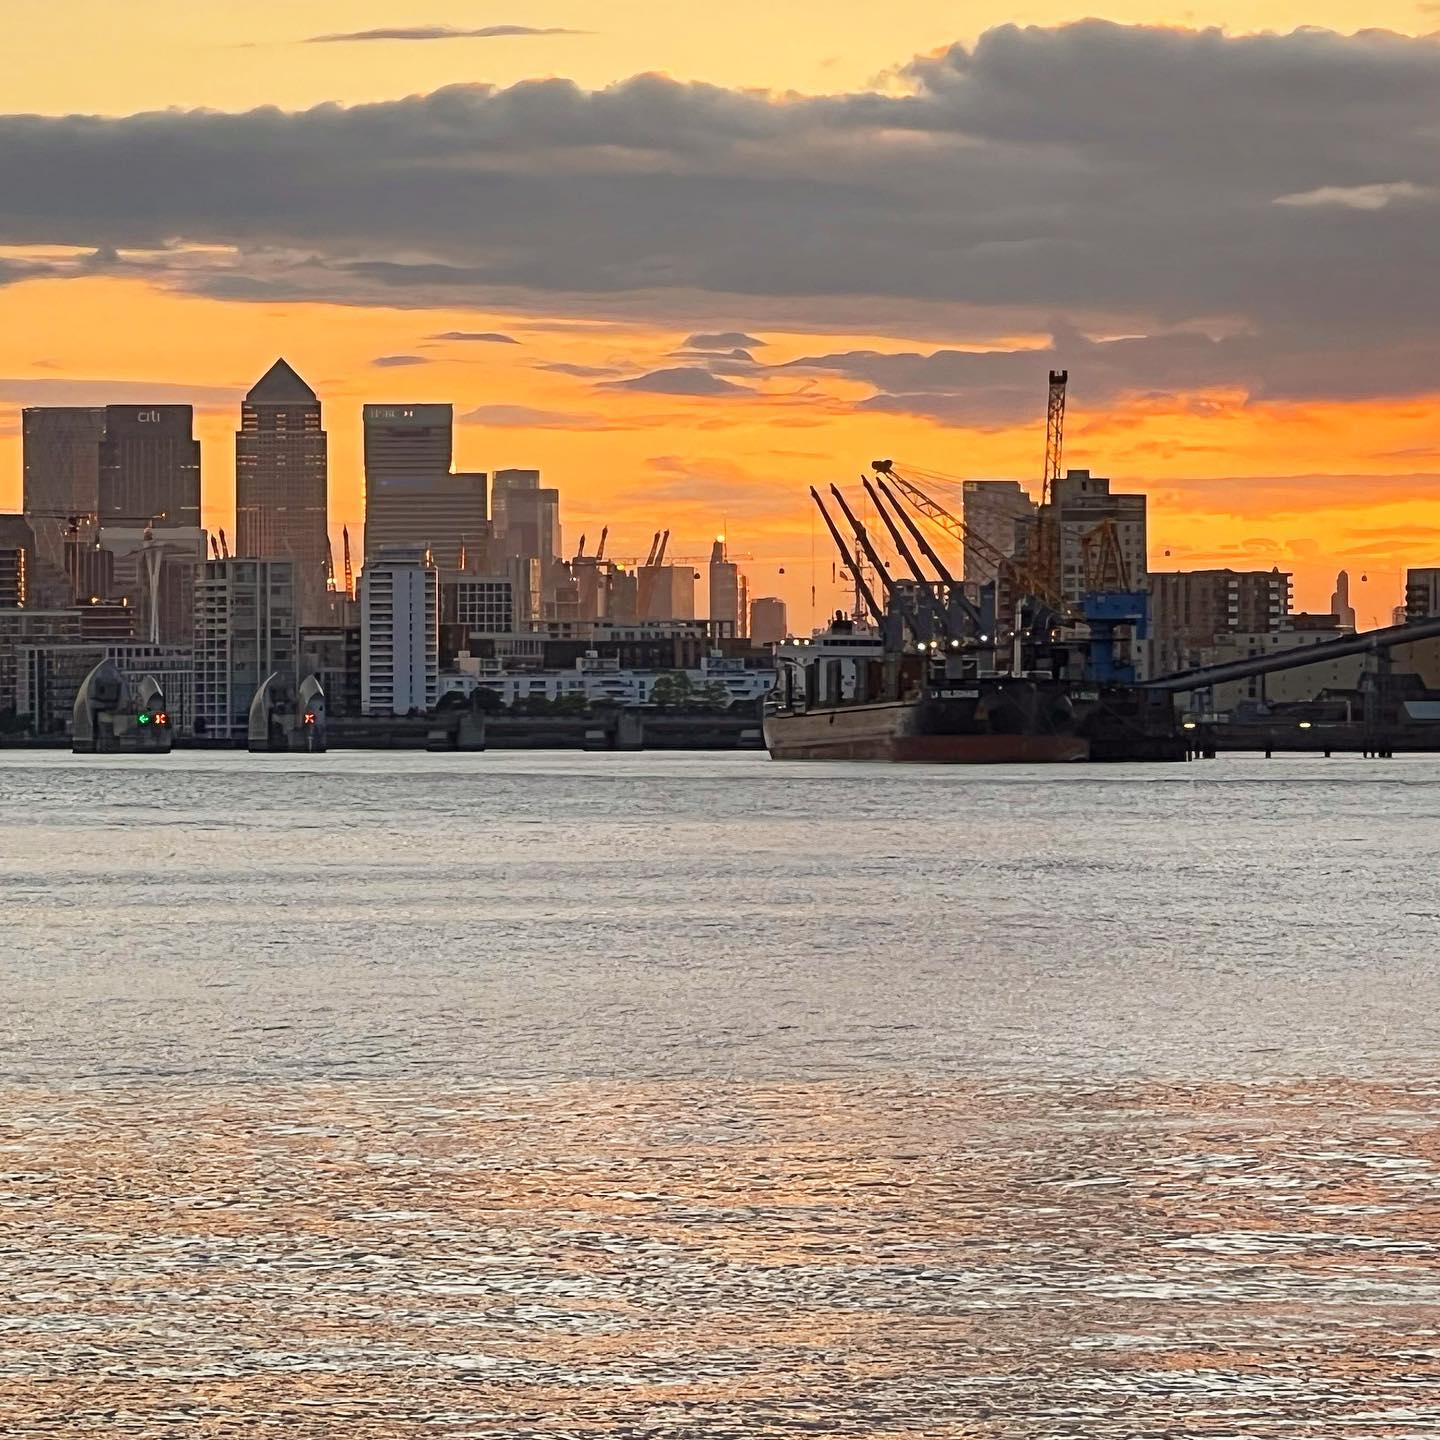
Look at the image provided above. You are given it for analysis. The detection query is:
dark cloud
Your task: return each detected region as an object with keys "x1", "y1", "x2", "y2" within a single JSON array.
[
  {"x1": 685, "y1": 332, "x2": 767, "y2": 351},
  {"x1": 307, "y1": 26, "x2": 584, "y2": 43},
  {"x1": 671, "y1": 347, "x2": 757, "y2": 366},
  {"x1": 372, "y1": 354, "x2": 429, "y2": 367},
  {"x1": 3, "y1": 22, "x2": 1440, "y2": 409},
  {"x1": 428, "y1": 330, "x2": 520, "y2": 344},
  {"x1": 536, "y1": 361, "x2": 627, "y2": 379},
  {"x1": 605, "y1": 367, "x2": 752, "y2": 397}
]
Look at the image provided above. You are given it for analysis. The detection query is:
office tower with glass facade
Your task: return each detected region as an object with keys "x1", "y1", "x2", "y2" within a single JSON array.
[
  {"x1": 236, "y1": 359, "x2": 329, "y2": 625},
  {"x1": 362, "y1": 404, "x2": 486, "y2": 571}
]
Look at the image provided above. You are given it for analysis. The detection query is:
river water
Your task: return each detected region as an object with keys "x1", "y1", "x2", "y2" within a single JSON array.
[{"x1": 2, "y1": 750, "x2": 1439, "y2": 1436}]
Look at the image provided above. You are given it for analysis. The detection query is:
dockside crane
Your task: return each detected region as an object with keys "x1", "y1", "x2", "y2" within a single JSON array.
[
  {"x1": 871, "y1": 460, "x2": 1060, "y2": 622},
  {"x1": 809, "y1": 488, "x2": 885, "y2": 628}
]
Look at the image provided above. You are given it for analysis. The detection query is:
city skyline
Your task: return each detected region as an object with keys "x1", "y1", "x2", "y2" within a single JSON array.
[{"x1": 3, "y1": 8, "x2": 1440, "y2": 627}]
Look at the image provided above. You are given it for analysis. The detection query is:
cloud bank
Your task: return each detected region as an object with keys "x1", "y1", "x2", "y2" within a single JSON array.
[{"x1": 3, "y1": 21, "x2": 1439, "y2": 417}]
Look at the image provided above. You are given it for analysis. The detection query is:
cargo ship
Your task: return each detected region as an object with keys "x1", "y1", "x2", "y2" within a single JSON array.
[{"x1": 764, "y1": 615, "x2": 1182, "y2": 764}]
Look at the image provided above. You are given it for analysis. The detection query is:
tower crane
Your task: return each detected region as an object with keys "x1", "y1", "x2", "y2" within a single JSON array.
[
  {"x1": 1030, "y1": 368, "x2": 1067, "y2": 600},
  {"x1": 342, "y1": 526, "x2": 355, "y2": 600}
]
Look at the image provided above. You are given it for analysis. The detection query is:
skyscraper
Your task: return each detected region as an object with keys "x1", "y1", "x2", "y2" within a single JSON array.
[
  {"x1": 709, "y1": 537, "x2": 741, "y2": 635},
  {"x1": 21, "y1": 407, "x2": 106, "y2": 605},
  {"x1": 1331, "y1": 570, "x2": 1357, "y2": 630},
  {"x1": 362, "y1": 404, "x2": 486, "y2": 571},
  {"x1": 492, "y1": 469, "x2": 560, "y2": 561},
  {"x1": 98, "y1": 405, "x2": 200, "y2": 528},
  {"x1": 236, "y1": 359, "x2": 329, "y2": 625},
  {"x1": 97, "y1": 405, "x2": 204, "y2": 645}
]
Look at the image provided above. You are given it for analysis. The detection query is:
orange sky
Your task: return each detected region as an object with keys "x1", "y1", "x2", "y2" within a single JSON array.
[{"x1": 3, "y1": 3, "x2": 1439, "y2": 627}]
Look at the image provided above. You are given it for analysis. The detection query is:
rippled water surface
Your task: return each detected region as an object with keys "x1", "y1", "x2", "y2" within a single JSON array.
[{"x1": 3, "y1": 751, "x2": 1440, "y2": 1436}]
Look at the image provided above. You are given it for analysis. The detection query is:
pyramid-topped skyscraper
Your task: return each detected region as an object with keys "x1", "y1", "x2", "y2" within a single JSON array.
[{"x1": 236, "y1": 358, "x2": 329, "y2": 624}]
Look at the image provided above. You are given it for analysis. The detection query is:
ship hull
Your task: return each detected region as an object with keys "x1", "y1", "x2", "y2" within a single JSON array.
[{"x1": 763, "y1": 700, "x2": 1090, "y2": 764}]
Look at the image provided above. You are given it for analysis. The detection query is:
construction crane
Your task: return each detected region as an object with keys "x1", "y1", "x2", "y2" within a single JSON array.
[
  {"x1": 595, "y1": 527, "x2": 608, "y2": 562},
  {"x1": 342, "y1": 526, "x2": 355, "y2": 600},
  {"x1": 217, "y1": 528, "x2": 230, "y2": 559},
  {"x1": 1029, "y1": 369, "x2": 1067, "y2": 601},
  {"x1": 325, "y1": 537, "x2": 337, "y2": 592}
]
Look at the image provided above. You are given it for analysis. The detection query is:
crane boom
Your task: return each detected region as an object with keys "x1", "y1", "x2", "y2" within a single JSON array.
[
  {"x1": 809, "y1": 488, "x2": 883, "y2": 626},
  {"x1": 872, "y1": 460, "x2": 1066, "y2": 613},
  {"x1": 342, "y1": 526, "x2": 354, "y2": 600},
  {"x1": 828, "y1": 486, "x2": 894, "y2": 599}
]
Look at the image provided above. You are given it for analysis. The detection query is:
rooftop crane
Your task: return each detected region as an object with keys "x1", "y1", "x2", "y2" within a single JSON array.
[
  {"x1": 595, "y1": 527, "x2": 608, "y2": 562},
  {"x1": 342, "y1": 526, "x2": 355, "y2": 600},
  {"x1": 325, "y1": 536, "x2": 337, "y2": 592},
  {"x1": 218, "y1": 528, "x2": 230, "y2": 560},
  {"x1": 1081, "y1": 518, "x2": 1131, "y2": 594}
]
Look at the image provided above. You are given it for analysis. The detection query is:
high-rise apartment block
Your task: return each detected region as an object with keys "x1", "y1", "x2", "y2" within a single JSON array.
[
  {"x1": 360, "y1": 548, "x2": 439, "y2": 715},
  {"x1": 236, "y1": 360, "x2": 329, "y2": 625},
  {"x1": 193, "y1": 558, "x2": 298, "y2": 740},
  {"x1": 1045, "y1": 471, "x2": 1148, "y2": 605},
  {"x1": 962, "y1": 480, "x2": 1035, "y2": 585},
  {"x1": 362, "y1": 404, "x2": 486, "y2": 571},
  {"x1": 0, "y1": 515, "x2": 34, "y2": 609},
  {"x1": 1406, "y1": 568, "x2": 1440, "y2": 622},
  {"x1": 1148, "y1": 568, "x2": 1292, "y2": 673}
]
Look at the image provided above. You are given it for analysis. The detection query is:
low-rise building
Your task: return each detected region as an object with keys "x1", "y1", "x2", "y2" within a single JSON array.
[{"x1": 438, "y1": 652, "x2": 774, "y2": 710}]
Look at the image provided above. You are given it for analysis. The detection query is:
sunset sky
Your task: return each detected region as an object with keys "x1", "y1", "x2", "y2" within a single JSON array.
[{"x1": 4, "y1": 0, "x2": 1440, "y2": 625}]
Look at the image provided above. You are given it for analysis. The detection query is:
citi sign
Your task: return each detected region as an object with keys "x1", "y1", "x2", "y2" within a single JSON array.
[{"x1": 137, "y1": 410, "x2": 164, "y2": 423}]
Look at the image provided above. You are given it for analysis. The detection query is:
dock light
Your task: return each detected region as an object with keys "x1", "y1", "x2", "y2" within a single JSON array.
[
  {"x1": 950, "y1": 639, "x2": 961, "y2": 649},
  {"x1": 1182, "y1": 721, "x2": 1197, "y2": 730},
  {"x1": 1298, "y1": 721, "x2": 1313, "y2": 730}
]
